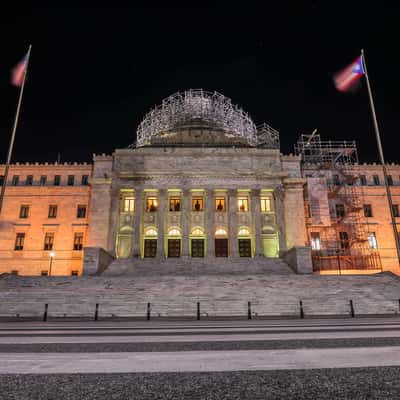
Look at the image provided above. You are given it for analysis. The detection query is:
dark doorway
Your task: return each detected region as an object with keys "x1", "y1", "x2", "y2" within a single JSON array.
[
  {"x1": 215, "y1": 238, "x2": 228, "y2": 257},
  {"x1": 168, "y1": 239, "x2": 181, "y2": 257},
  {"x1": 144, "y1": 239, "x2": 157, "y2": 258},
  {"x1": 191, "y1": 239, "x2": 204, "y2": 257},
  {"x1": 238, "y1": 239, "x2": 252, "y2": 257}
]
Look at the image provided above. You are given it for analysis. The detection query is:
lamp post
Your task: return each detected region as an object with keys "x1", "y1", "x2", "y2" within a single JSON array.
[{"x1": 49, "y1": 252, "x2": 55, "y2": 276}]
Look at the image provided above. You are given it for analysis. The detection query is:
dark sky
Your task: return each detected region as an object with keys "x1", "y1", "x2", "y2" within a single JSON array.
[{"x1": 0, "y1": 3, "x2": 399, "y2": 163}]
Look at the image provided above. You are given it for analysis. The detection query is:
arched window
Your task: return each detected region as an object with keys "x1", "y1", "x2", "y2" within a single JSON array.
[
  {"x1": 191, "y1": 227, "x2": 204, "y2": 236},
  {"x1": 145, "y1": 227, "x2": 158, "y2": 236},
  {"x1": 168, "y1": 228, "x2": 181, "y2": 236},
  {"x1": 238, "y1": 228, "x2": 250, "y2": 236},
  {"x1": 215, "y1": 228, "x2": 228, "y2": 237}
]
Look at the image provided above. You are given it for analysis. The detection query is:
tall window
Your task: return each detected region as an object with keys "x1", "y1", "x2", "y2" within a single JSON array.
[
  {"x1": 123, "y1": 198, "x2": 134, "y2": 212},
  {"x1": 19, "y1": 205, "x2": 29, "y2": 219},
  {"x1": 14, "y1": 233, "x2": 25, "y2": 251},
  {"x1": 363, "y1": 204, "x2": 373, "y2": 218},
  {"x1": 310, "y1": 232, "x2": 321, "y2": 250},
  {"x1": 81, "y1": 175, "x2": 89, "y2": 185},
  {"x1": 67, "y1": 175, "x2": 74, "y2": 186},
  {"x1": 392, "y1": 204, "x2": 400, "y2": 218},
  {"x1": 0, "y1": 175, "x2": 4, "y2": 186},
  {"x1": 339, "y1": 231, "x2": 350, "y2": 249},
  {"x1": 215, "y1": 197, "x2": 226, "y2": 211},
  {"x1": 237, "y1": 197, "x2": 248, "y2": 212},
  {"x1": 387, "y1": 175, "x2": 393, "y2": 186},
  {"x1": 260, "y1": 197, "x2": 271, "y2": 212},
  {"x1": 332, "y1": 174, "x2": 340, "y2": 185},
  {"x1": 54, "y1": 175, "x2": 61, "y2": 186},
  {"x1": 146, "y1": 197, "x2": 158, "y2": 212},
  {"x1": 169, "y1": 197, "x2": 181, "y2": 212},
  {"x1": 25, "y1": 175, "x2": 33, "y2": 186},
  {"x1": 359, "y1": 175, "x2": 367, "y2": 186},
  {"x1": 44, "y1": 233, "x2": 54, "y2": 250},
  {"x1": 77, "y1": 205, "x2": 87, "y2": 218},
  {"x1": 368, "y1": 232, "x2": 378, "y2": 249},
  {"x1": 192, "y1": 197, "x2": 203, "y2": 211},
  {"x1": 335, "y1": 204, "x2": 345, "y2": 218},
  {"x1": 40, "y1": 175, "x2": 47, "y2": 186},
  {"x1": 373, "y1": 175, "x2": 380, "y2": 185},
  {"x1": 48, "y1": 205, "x2": 58, "y2": 218},
  {"x1": 73, "y1": 233, "x2": 84, "y2": 250},
  {"x1": 11, "y1": 175, "x2": 19, "y2": 186}
]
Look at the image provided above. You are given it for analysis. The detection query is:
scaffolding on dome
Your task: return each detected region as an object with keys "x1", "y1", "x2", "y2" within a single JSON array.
[{"x1": 134, "y1": 89, "x2": 279, "y2": 149}]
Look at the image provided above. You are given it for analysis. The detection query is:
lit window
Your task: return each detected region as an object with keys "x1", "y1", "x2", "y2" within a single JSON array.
[
  {"x1": 40, "y1": 175, "x2": 47, "y2": 186},
  {"x1": 310, "y1": 232, "x2": 321, "y2": 250},
  {"x1": 368, "y1": 232, "x2": 378, "y2": 249},
  {"x1": 215, "y1": 197, "x2": 226, "y2": 211},
  {"x1": 237, "y1": 197, "x2": 248, "y2": 212},
  {"x1": 191, "y1": 228, "x2": 204, "y2": 235},
  {"x1": 146, "y1": 197, "x2": 158, "y2": 212},
  {"x1": 192, "y1": 197, "x2": 203, "y2": 211},
  {"x1": 123, "y1": 197, "x2": 135, "y2": 212},
  {"x1": 77, "y1": 205, "x2": 87, "y2": 218},
  {"x1": 169, "y1": 197, "x2": 181, "y2": 212},
  {"x1": 260, "y1": 197, "x2": 271, "y2": 212},
  {"x1": 73, "y1": 233, "x2": 84, "y2": 250},
  {"x1": 48, "y1": 205, "x2": 58, "y2": 218},
  {"x1": 44, "y1": 233, "x2": 54, "y2": 251},
  {"x1": 363, "y1": 204, "x2": 373, "y2": 218},
  {"x1": 215, "y1": 228, "x2": 228, "y2": 236},
  {"x1": 145, "y1": 228, "x2": 158, "y2": 236},
  {"x1": 19, "y1": 205, "x2": 29, "y2": 219},
  {"x1": 238, "y1": 228, "x2": 250, "y2": 236},
  {"x1": 67, "y1": 175, "x2": 75, "y2": 186},
  {"x1": 14, "y1": 233, "x2": 25, "y2": 251},
  {"x1": 168, "y1": 228, "x2": 180, "y2": 236}
]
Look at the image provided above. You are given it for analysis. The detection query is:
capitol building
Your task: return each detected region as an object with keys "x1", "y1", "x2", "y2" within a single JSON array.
[{"x1": 0, "y1": 90, "x2": 399, "y2": 276}]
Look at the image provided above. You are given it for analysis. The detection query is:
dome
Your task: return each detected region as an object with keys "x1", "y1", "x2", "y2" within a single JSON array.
[{"x1": 134, "y1": 89, "x2": 279, "y2": 149}]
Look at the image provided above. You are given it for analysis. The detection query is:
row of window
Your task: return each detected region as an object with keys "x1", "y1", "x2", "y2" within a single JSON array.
[
  {"x1": 14, "y1": 232, "x2": 84, "y2": 251},
  {"x1": 0, "y1": 174, "x2": 89, "y2": 186},
  {"x1": 332, "y1": 174, "x2": 398, "y2": 186},
  {"x1": 333, "y1": 203, "x2": 400, "y2": 218},
  {"x1": 310, "y1": 232, "x2": 378, "y2": 250},
  {"x1": 18, "y1": 204, "x2": 87, "y2": 219},
  {"x1": 122, "y1": 196, "x2": 273, "y2": 213},
  {"x1": 10, "y1": 270, "x2": 79, "y2": 276}
]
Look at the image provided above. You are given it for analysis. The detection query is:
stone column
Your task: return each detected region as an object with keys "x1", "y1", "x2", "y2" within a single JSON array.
[
  {"x1": 282, "y1": 178, "x2": 307, "y2": 249},
  {"x1": 107, "y1": 187, "x2": 120, "y2": 257},
  {"x1": 228, "y1": 189, "x2": 238, "y2": 257},
  {"x1": 251, "y1": 189, "x2": 263, "y2": 257},
  {"x1": 132, "y1": 189, "x2": 143, "y2": 258},
  {"x1": 206, "y1": 189, "x2": 214, "y2": 257},
  {"x1": 157, "y1": 189, "x2": 166, "y2": 258},
  {"x1": 182, "y1": 189, "x2": 190, "y2": 257}
]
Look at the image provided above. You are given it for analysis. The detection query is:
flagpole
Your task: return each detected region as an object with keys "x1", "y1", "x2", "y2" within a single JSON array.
[
  {"x1": 361, "y1": 48, "x2": 400, "y2": 265},
  {"x1": 0, "y1": 45, "x2": 32, "y2": 215}
]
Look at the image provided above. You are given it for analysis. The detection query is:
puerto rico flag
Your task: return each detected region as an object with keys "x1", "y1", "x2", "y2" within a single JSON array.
[
  {"x1": 334, "y1": 55, "x2": 365, "y2": 92},
  {"x1": 11, "y1": 53, "x2": 29, "y2": 87}
]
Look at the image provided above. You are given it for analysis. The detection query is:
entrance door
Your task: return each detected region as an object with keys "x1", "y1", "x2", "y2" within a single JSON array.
[
  {"x1": 144, "y1": 239, "x2": 157, "y2": 258},
  {"x1": 215, "y1": 238, "x2": 228, "y2": 257},
  {"x1": 168, "y1": 239, "x2": 181, "y2": 257},
  {"x1": 238, "y1": 239, "x2": 252, "y2": 257},
  {"x1": 191, "y1": 239, "x2": 204, "y2": 257}
]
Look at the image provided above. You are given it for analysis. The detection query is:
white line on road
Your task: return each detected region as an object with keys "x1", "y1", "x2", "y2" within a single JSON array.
[{"x1": 2, "y1": 347, "x2": 400, "y2": 373}]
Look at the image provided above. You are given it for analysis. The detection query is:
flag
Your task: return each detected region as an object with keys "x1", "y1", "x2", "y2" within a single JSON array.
[
  {"x1": 11, "y1": 53, "x2": 29, "y2": 87},
  {"x1": 333, "y1": 55, "x2": 365, "y2": 92}
]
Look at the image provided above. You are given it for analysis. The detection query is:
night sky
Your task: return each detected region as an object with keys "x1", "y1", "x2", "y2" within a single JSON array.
[{"x1": 0, "y1": 3, "x2": 399, "y2": 163}]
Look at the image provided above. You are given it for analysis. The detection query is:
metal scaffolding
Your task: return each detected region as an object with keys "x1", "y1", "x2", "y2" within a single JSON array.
[{"x1": 134, "y1": 89, "x2": 279, "y2": 149}]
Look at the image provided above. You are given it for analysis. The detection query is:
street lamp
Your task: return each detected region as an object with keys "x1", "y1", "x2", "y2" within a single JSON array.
[{"x1": 49, "y1": 252, "x2": 55, "y2": 276}]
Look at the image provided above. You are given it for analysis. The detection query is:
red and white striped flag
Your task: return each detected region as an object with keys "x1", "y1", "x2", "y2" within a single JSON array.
[
  {"x1": 333, "y1": 55, "x2": 365, "y2": 92},
  {"x1": 11, "y1": 53, "x2": 29, "y2": 87}
]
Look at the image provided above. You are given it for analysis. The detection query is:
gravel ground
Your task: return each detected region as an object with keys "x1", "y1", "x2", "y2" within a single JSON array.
[
  {"x1": 1, "y1": 337, "x2": 400, "y2": 352},
  {"x1": 1, "y1": 368, "x2": 400, "y2": 399}
]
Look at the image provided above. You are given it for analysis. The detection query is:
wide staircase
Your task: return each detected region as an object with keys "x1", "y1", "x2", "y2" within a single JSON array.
[{"x1": 1, "y1": 268, "x2": 400, "y2": 319}]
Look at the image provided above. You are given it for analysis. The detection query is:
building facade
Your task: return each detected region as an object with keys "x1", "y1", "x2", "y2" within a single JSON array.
[{"x1": 0, "y1": 90, "x2": 399, "y2": 276}]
